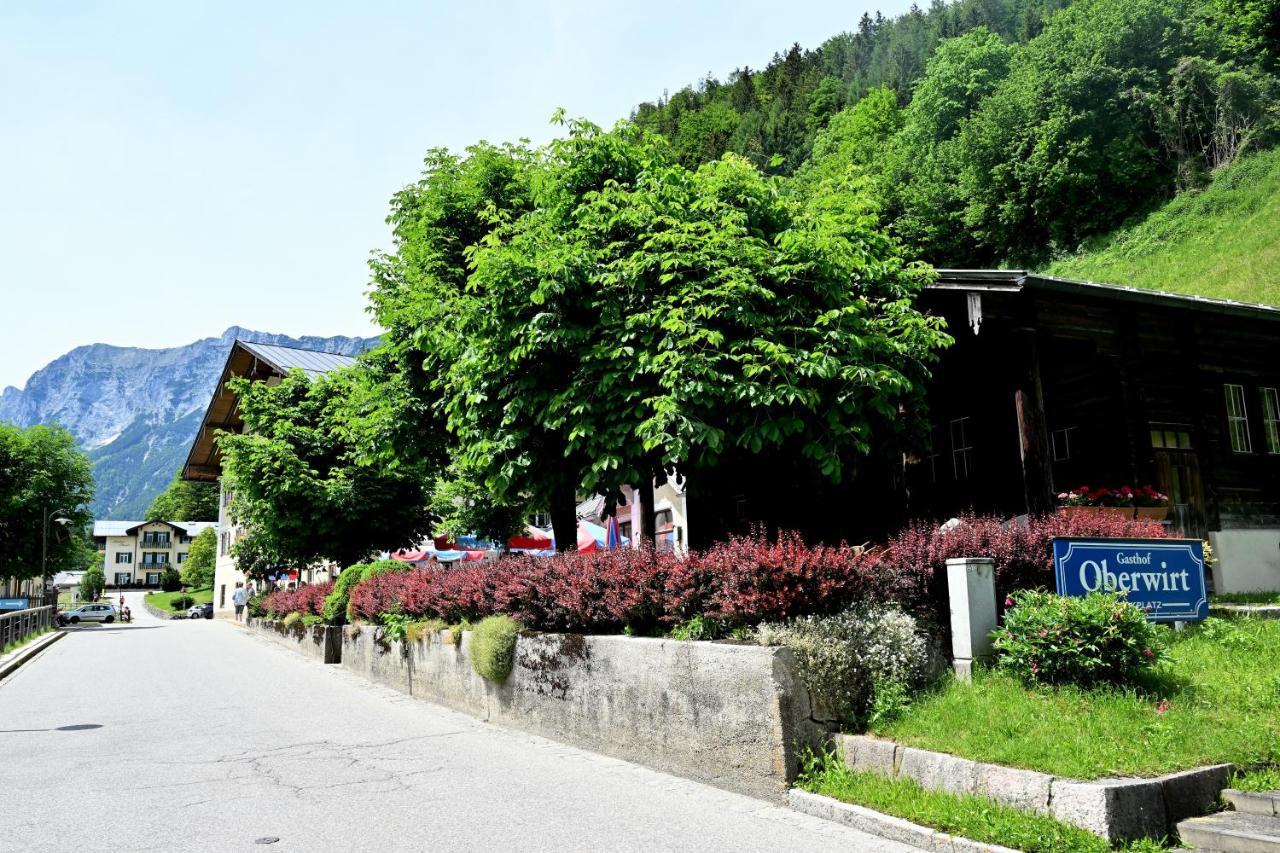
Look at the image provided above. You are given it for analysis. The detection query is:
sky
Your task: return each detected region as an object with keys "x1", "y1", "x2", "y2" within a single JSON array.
[{"x1": 0, "y1": 0, "x2": 911, "y2": 391}]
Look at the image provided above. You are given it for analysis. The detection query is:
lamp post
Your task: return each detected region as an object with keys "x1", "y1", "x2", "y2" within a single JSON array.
[{"x1": 41, "y1": 507, "x2": 72, "y2": 603}]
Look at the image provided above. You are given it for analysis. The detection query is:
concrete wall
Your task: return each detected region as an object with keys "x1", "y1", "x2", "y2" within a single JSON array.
[
  {"x1": 1209, "y1": 528, "x2": 1280, "y2": 593},
  {"x1": 341, "y1": 627, "x2": 828, "y2": 801},
  {"x1": 247, "y1": 618, "x2": 341, "y2": 664}
]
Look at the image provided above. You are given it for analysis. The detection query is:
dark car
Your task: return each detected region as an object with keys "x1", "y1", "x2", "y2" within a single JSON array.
[{"x1": 199, "y1": 602, "x2": 214, "y2": 619}]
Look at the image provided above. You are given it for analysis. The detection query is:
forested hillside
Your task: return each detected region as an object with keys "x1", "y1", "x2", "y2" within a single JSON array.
[
  {"x1": 1047, "y1": 146, "x2": 1280, "y2": 304},
  {"x1": 633, "y1": 0, "x2": 1278, "y2": 268}
]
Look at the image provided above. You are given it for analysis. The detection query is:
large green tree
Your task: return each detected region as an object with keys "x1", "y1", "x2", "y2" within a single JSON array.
[
  {"x1": 180, "y1": 527, "x2": 216, "y2": 589},
  {"x1": 145, "y1": 472, "x2": 218, "y2": 521},
  {"x1": 0, "y1": 423, "x2": 95, "y2": 589},
  {"x1": 217, "y1": 359, "x2": 434, "y2": 572}
]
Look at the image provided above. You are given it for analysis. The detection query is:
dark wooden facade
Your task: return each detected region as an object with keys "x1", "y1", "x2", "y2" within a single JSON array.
[
  {"x1": 909, "y1": 272, "x2": 1280, "y2": 538},
  {"x1": 691, "y1": 271, "x2": 1280, "y2": 546}
]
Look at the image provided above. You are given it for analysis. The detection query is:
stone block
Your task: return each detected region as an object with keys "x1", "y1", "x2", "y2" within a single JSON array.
[
  {"x1": 1159, "y1": 763, "x2": 1235, "y2": 824},
  {"x1": 899, "y1": 747, "x2": 981, "y2": 797},
  {"x1": 842, "y1": 734, "x2": 898, "y2": 777},
  {"x1": 976, "y1": 763, "x2": 1054, "y2": 813},
  {"x1": 1050, "y1": 777, "x2": 1167, "y2": 842}
]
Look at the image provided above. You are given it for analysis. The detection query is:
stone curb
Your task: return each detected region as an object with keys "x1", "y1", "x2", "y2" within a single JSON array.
[
  {"x1": 0, "y1": 630, "x2": 66, "y2": 683},
  {"x1": 788, "y1": 789, "x2": 1022, "y2": 853},
  {"x1": 842, "y1": 734, "x2": 1235, "y2": 842},
  {"x1": 1210, "y1": 603, "x2": 1280, "y2": 619}
]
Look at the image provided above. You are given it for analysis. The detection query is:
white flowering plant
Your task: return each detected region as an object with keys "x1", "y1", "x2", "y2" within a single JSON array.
[{"x1": 757, "y1": 603, "x2": 928, "y2": 726}]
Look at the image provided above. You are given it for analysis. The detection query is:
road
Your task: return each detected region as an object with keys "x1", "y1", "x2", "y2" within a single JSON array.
[{"x1": 0, "y1": 592, "x2": 912, "y2": 853}]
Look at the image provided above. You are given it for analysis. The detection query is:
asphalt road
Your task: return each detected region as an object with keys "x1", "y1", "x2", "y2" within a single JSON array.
[{"x1": 0, "y1": 592, "x2": 912, "y2": 853}]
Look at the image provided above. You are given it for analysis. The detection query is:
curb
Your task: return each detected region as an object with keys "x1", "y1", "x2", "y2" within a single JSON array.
[
  {"x1": 788, "y1": 789, "x2": 1021, "y2": 853},
  {"x1": 1211, "y1": 604, "x2": 1280, "y2": 620},
  {"x1": 0, "y1": 630, "x2": 67, "y2": 683}
]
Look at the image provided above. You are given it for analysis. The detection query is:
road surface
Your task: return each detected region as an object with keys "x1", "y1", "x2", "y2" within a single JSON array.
[{"x1": 0, "y1": 592, "x2": 912, "y2": 853}]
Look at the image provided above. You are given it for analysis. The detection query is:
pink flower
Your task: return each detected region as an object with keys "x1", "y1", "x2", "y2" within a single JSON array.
[
  {"x1": 1142, "y1": 647, "x2": 1154, "y2": 659},
  {"x1": 1030, "y1": 660, "x2": 1039, "y2": 675},
  {"x1": 1004, "y1": 596, "x2": 1014, "y2": 607},
  {"x1": 1156, "y1": 699, "x2": 1170, "y2": 715}
]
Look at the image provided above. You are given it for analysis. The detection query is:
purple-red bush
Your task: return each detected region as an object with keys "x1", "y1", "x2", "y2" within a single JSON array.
[
  {"x1": 262, "y1": 581, "x2": 333, "y2": 618},
  {"x1": 691, "y1": 531, "x2": 897, "y2": 625},
  {"x1": 340, "y1": 514, "x2": 1172, "y2": 631}
]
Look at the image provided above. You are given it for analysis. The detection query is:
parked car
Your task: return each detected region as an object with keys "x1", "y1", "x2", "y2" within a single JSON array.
[
  {"x1": 58, "y1": 603, "x2": 117, "y2": 625},
  {"x1": 198, "y1": 603, "x2": 214, "y2": 620},
  {"x1": 187, "y1": 604, "x2": 205, "y2": 619}
]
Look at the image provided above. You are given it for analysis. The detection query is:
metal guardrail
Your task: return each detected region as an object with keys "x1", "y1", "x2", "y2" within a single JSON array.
[{"x1": 0, "y1": 606, "x2": 56, "y2": 651}]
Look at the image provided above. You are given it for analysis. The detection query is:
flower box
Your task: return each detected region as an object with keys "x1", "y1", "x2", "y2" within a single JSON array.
[{"x1": 1059, "y1": 506, "x2": 1135, "y2": 520}]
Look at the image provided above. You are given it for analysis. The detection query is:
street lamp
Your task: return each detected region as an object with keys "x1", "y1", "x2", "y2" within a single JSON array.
[{"x1": 41, "y1": 507, "x2": 72, "y2": 602}]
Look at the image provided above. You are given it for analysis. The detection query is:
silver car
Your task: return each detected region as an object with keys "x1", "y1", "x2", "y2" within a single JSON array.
[{"x1": 59, "y1": 603, "x2": 118, "y2": 625}]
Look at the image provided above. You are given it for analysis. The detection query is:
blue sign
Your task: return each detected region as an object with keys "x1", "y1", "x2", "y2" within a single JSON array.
[
  {"x1": 1053, "y1": 538, "x2": 1207, "y2": 622},
  {"x1": 0, "y1": 597, "x2": 29, "y2": 611}
]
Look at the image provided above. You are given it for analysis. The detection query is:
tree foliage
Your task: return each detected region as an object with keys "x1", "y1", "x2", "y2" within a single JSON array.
[
  {"x1": 0, "y1": 423, "x2": 95, "y2": 583},
  {"x1": 181, "y1": 527, "x2": 217, "y2": 589},
  {"x1": 145, "y1": 472, "x2": 218, "y2": 521},
  {"x1": 217, "y1": 362, "x2": 433, "y2": 573}
]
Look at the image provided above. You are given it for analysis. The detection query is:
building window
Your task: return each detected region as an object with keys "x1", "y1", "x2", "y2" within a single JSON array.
[
  {"x1": 142, "y1": 553, "x2": 170, "y2": 566},
  {"x1": 1051, "y1": 427, "x2": 1076, "y2": 462},
  {"x1": 114, "y1": 552, "x2": 133, "y2": 564},
  {"x1": 177, "y1": 552, "x2": 188, "y2": 564},
  {"x1": 1150, "y1": 426, "x2": 1193, "y2": 450},
  {"x1": 1263, "y1": 387, "x2": 1280, "y2": 455},
  {"x1": 142, "y1": 532, "x2": 171, "y2": 548},
  {"x1": 1225, "y1": 384, "x2": 1252, "y2": 453},
  {"x1": 951, "y1": 417, "x2": 974, "y2": 480}
]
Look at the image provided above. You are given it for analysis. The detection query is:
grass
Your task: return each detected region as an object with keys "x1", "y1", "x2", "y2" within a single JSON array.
[
  {"x1": 1213, "y1": 592, "x2": 1280, "y2": 605},
  {"x1": 873, "y1": 617, "x2": 1280, "y2": 779},
  {"x1": 145, "y1": 587, "x2": 213, "y2": 611},
  {"x1": 1045, "y1": 146, "x2": 1280, "y2": 306},
  {"x1": 798, "y1": 758, "x2": 1168, "y2": 853},
  {"x1": 1231, "y1": 767, "x2": 1280, "y2": 793},
  {"x1": 2, "y1": 627, "x2": 52, "y2": 656}
]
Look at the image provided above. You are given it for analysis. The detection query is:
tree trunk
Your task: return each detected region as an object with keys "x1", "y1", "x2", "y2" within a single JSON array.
[
  {"x1": 637, "y1": 469, "x2": 657, "y2": 550},
  {"x1": 550, "y1": 480, "x2": 578, "y2": 553}
]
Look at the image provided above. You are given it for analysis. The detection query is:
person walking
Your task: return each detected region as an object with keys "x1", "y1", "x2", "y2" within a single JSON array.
[{"x1": 231, "y1": 582, "x2": 248, "y2": 622}]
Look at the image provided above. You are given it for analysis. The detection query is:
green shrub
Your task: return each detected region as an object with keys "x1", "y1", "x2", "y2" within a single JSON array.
[
  {"x1": 669, "y1": 614, "x2": 729, "y2": 641},
  {"x1": 992, "y1": 591, "x2": 1163, "y2": 687},
  {"x1": 169, "y1": 594, "x2": 195, "y2": 611},
  {"x1": 757, "y1": 604, "x2": 928, "y2": 726},
  {"x1": 470, "y1": 615, "x2": 521, "y2": 683},
  {"x1": 282, "y1": 612, "x2": 302, "y2": 628},
  {"x1": 159, "y1": 568, "x2": 182, "y2": 592},
  {"x1": 301, "y1": 614, "x2": 322, "y2": 627},
  {"x1": 323, "y1": 559, "x2": 408, "y2": 624},
  {"x1": 247, "y1": 592, "x2": 267, "y2": 618}
]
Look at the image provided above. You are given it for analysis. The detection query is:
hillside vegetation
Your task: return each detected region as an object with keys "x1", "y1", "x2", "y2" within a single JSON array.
[
  {"x1": 1045, "y1": 147, "x2": 1280, "y2": 305},
  {"x1": 635, "y1": 0, "x2": 1278, "y2": 268}
]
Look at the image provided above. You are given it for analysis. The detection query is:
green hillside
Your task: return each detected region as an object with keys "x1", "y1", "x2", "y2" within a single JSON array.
[{"x1": 1043, "y1": 147, "x2": 1280, "y2": 306}]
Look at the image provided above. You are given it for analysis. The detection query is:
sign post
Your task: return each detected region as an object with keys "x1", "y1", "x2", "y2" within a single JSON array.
[{"x1": 1052, "y1": 538, "x2": 1208, "y2": 622}]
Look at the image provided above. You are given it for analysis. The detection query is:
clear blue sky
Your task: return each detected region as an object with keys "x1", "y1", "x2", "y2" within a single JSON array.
[{"x1": 0, "y1": 0, "x2": 908, "y2": 391}]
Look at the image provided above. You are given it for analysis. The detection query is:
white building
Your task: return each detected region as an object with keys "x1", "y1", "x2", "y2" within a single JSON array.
[{"x1": 92, "y1": 520, "x2": 217, "y2": 587}]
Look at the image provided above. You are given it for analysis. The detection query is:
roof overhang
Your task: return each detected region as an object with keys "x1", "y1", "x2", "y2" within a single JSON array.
[{"x1": 930, "y1": 270, "x2": 1280, "y2": 321}]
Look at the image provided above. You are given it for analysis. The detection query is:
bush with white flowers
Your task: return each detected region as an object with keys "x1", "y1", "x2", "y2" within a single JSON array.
[{"x1": 757, "y1": 603, "x2": 928, "y2": 725}]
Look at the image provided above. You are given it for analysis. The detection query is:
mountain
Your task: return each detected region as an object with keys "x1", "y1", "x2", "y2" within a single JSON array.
[
  {"x1": 1044, "y1": 147, "x2": 1280, "y2": 307},
  {"x1": 0, "y1": 327, "x2": 380, "y2": 519}
]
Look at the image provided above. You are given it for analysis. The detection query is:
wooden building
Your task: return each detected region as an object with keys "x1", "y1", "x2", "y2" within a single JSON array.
[{"x1": 914, "y1": 271, "x2": 1280, "y2": 540}]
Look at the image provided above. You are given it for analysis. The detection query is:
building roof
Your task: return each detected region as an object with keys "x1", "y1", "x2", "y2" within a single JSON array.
[
  {"x1": 93, "y1": 520, "x2": 218, "y2": 537},
  {"x1": 237, "y1": 340, "x2": 358, "y2": 378},
  {"x1": 931, "y1": 270, "x2": 1280, "y2": 321},
  {"x1": 181, "y1": 339, "x2": 359, "y2": 482}
]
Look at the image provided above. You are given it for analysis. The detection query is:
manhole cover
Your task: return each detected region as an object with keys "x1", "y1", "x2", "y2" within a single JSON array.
[
  {"x1": 254, "y1": 838, "x2": 280, "y2": 845},
  {"x1": 56, "y1": 724, "x2": 102, "y2": 731}
]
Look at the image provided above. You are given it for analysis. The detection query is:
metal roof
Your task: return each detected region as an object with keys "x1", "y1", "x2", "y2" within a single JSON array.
[
  {"x1": 931, "y1": 270, "x2": 1280, "y2": 321},
  {"x1": 237, "y1": 340, "x2": 358, "y2": 378},
  {"x1": 93, "y1": 520, "x2": 218, "y2": 537}
]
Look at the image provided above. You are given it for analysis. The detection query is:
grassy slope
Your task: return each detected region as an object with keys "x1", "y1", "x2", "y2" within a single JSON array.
[
  {"x1": 1044, "y1": 147, "x2": 1280, "y2": 307},
  {"x1": 145, "y1": 587, "x2": 213, "y2": 611},
  {"x1": 873, "y1": 617, "x2": 1280, "y2": 779}
]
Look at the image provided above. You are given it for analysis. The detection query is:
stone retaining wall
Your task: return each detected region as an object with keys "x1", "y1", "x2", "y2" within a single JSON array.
[
  {"x1": 340, "y1": 626, "x2": 830, "y2": 801},
  {"x1": 842, "y1": 734, "x2": 1234, "y2": 842},
  {"x1": 247, "y1": 618, "x2": 342, "y2": 664},
  {"x1": 141, "y1": 597, "x2": 179, "y2": 621}
]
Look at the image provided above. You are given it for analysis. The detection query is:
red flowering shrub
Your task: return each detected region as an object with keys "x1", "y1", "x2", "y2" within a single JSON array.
[
  {"x1": 261, "y1": 581, "x2": 335, "y2": 618},
  {"x1": 348, "y1": 571, "x2": 414, "y2": 621},
  {"x1": 881, "y1": 513, "x2": 1172, "y2": 618},
  {"x1": 691, "y1": 532, "x2": 900, "y2": 625}
]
